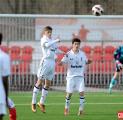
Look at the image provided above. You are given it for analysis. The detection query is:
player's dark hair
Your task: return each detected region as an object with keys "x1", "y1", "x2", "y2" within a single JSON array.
[
  {"x1": 0, "y1": 33, "x2": 3, "y2": 45},
  {"x1": 72, "y1": 38, "x2": 81, "y2": 44}
]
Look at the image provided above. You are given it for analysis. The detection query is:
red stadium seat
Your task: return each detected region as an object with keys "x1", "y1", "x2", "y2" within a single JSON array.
[
  {"x1": 92, "y1": 54, "x2": 102, "y2": 61},
  {"x1": 22, "y1": 46, "x2": 33, "y2": 54},
  {"x1": 90, "y1": 54, "x2": 103, "y2": 73},
  {"x1": 55, "y1": 64, "x2": 65, "y2": 73},
  {"x1": 18, "y1": 62, "x2": 30, "y2": 73},
  {"x1": 102, "y1": 54, "x2": 114, "y2": 73},
  {"x1": 0, "y1": 45, "x2": 9, "y2": 53},
  {"x1": 103, "y1": 54, "x2": 113, "y2": 62},
  {"x1": 10, "y1": 54, "x2": 20, "y2": 74},
  {"x1": 104, "y1": 46, "x2": 115, "y2": 54},
  {"x1": 58, "y1": 45, "x2": 69, "y2": 53},
  {"x1": 93, "y1": 46, "x2": 103, "y2": 54},
  {"x1": 20, "y1": 54, "x2": 32, "y2": 63},
  {"x1": 82, "y1": 46, "x2": 92, "y2": 54},
  {"x1": 57, "y1": 54, "x2": 64, "y2": 61},
  {"x1": 10, "y1": 46, "x2": 21, "y2": 55}
]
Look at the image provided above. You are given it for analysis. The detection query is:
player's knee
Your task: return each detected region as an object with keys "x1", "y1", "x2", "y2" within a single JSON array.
[
  {"x1": 66, "y1": 93, "x2": 72, "y2": 99},
  {"x1": 79, "y1": 91, "x2": 84, "y2": 96}
]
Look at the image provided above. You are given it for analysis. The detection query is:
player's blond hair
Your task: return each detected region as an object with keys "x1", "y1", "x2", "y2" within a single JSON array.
[{"x1": 41, "y1": 26, "x2": 52, "y2": 37}]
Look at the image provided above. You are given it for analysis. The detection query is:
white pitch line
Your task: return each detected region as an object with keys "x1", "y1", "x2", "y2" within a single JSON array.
[
  {"x1": 15, "y1": 102, "x2": 123, "y2": 106},
  {"x1": 10, "y1": 95, "x2": 123, "y2": 98}
]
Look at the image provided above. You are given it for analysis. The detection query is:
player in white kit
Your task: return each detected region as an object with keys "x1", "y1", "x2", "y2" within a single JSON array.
[
  {"x1": 31, "y1": 26, "x2": 64, "y2": 113},
  {"x1": 0, "y1": 33, "x2": 8, "y2": 120},
  {"x1": 59, "y1": 38, "x2": 91, "y2": 116},
  {"x1": 0, "y1": 33, "x2": 16, "y2": 120}
]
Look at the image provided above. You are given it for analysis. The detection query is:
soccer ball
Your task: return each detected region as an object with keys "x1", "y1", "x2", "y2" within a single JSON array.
[{"x1": 92, "y1": 5, "x2": 104, "y2": 16}]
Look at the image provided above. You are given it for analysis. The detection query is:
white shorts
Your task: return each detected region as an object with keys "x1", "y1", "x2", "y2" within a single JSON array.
[
  {"x1": 37, "y1": 59, "x2": 55, "y2": 81},
  {"x1": 66, "y1": 76, "x2": 85, "y2": 93},
  {"x1": 0, "y1": 104, "x2": 6, "y2": 115}
]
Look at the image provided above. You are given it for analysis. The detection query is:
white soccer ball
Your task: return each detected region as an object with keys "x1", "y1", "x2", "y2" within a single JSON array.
[{"x1": 92, "y1": 5, "x2": 104, "y2": 16}]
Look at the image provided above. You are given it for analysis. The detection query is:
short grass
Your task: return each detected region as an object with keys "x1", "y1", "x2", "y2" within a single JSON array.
[{"x1": 4, "y1": 91, "x2": 123, "y2": 120}]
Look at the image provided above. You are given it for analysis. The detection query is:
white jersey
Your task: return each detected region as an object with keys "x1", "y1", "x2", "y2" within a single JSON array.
[
  {"x1": 0, "y1": 49, "x2": 10, "y2": 105},
  {"x1": 61, "y1": 49, "x2": 87, "y2": 78},
  {"x1": 41, "y1": 35, "x2": 59, "y2": 60}
]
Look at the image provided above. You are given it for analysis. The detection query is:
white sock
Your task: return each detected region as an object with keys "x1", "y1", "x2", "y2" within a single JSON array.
[
  {"x1": 32, "y1": 86, "x2": 40, "y2": 104},
  {"x1": 40, "y1": 87, "x2": 48, "y2": 105},
  {"x1": 65, "y1": 97, "x2": 70, "y2": 109},
  {"x1": 79, "y1": 96, "x2": 85, "y2": 111}
]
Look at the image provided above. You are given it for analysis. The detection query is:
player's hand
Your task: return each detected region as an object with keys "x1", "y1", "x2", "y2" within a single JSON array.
[{"x1": 56, "y1": 35, "x2": 61, "y2": 42}]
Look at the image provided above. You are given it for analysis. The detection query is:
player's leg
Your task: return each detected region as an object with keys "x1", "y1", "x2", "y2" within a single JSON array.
[
  {"x1": 77, "y1": 77, "x2": 85, "y2": 116},
  {"x1": 31, "y1": 79, "x2": 42, "y2": 112},
  {"x1": 64, "y1": 93, "x2": 72, "y2": 116},
  {"x1": 109, "y1": 71, "x2": 119, "y2": 94},
  {"x1": 109, "y1": 62, "x2": 123, "y2": 93},
  {"x1": 8, "y1": 98, "x2": 16, "y2": 120},
  {"x1": 0, "y1": 104, "x2": 6, "y2": 120},
  {"x1": 32, "y1": 60, "x2": 47, "y2": 112},
  {"x1": 0, "y1": 115, "x2": 3, "y2": 120},
  {"x1": 78, "y1": 92, "x2": 85, "y2": 116},
  {"x1": 64, "y1": 78, "x2": 74, "y2": 116},
  {"x1": 37, "y1": 79, "x2": 50, "y2": 113}
]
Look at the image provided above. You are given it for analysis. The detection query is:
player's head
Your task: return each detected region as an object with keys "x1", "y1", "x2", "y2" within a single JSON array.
[
  {"x1": 0, "y1": 33, "x2": 3, "y2": 45},
  {"x1": 72, "y1": 38, "x2": 81, "y2": 52},
  {"x1": 42, "y1": 26, "x2": 52, "y2": 38}
]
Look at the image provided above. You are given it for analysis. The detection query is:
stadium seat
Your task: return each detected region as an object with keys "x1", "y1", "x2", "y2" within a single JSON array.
[
  {"x1": 18, "y1": 62, "x2": 30, "y2": 73},
  {"x1": 10, "y1": 46, "x2": 21, "y2": 55},
  {"x1": 0, "y1": 45, "x2": 9, "y2": 53},
  {"x1": 104, "y1": 46, "x2": 115, "y2": 54},
  {"x1": 22, "y1": 45, "x2": 33, "y2": 54},
  {"x1": 92, "y1": 54, "x2": 102, "y2": 61},
  {"x1": 58, "y1": 45, "x2": 69, "y2": 53},
  {"x1": 102, "y1": 54, "x2": 114, "y2": 73},
  {"x1": 103, "y1": 54, "x2": 114, "y2": 62},
  {"x1": 90, "y1": 54, "x2": 103, "y2": 73},
  {"x1": 20, "y1": 54, "x2": 32, "y2": 63},
  {"x1": 10, "y1": 54, "x2": 20, "y2": 74},
  {"x1": 82, "y1": 46, "x2": 92, "y2": 54},
  {"x1": 57, "y1": 54, "x2": 64, "y2": 61},
  {"x1": 93, "y1": 46, "x2": 103, "y2": 54},
  {"x1": 55, "y1": 63, "x2": 65, "y2": 73}
]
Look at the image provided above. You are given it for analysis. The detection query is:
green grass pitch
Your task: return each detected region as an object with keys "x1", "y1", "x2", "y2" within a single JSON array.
[{"x1": 4, "y1": 91, "x2": 123, "y2": 120}]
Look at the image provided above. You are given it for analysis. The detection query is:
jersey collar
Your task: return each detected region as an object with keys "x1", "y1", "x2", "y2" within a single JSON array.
[{"x1": 71, "y1": 49, "x2": 80, "y2": 55}]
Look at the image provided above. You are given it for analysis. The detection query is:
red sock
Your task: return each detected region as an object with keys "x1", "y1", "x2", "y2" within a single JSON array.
[{"x1": 9, "y1": 108, "x2": 17, "y2": 120}]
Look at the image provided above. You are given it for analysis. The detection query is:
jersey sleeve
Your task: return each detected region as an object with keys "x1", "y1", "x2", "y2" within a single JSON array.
[
  {"x1": 2, "y1": 55, "x2": 11, "y2": 76},
  {"x1": 114, "y1": 46, "x2": 121, "y2": 60},
  {"x1": 61, "y1": 53, "x2": 69, "y2": 64},
  {"x1": 82, "y1": 52, "x2": 88, "y2": 64}
]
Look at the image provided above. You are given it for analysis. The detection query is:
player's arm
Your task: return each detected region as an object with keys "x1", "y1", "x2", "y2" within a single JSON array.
[
  {"x1": 114, "y1": 46, "x2": 121, "y2": 60},
  {"x1": 58, "y1": 53, "x2": 68, "y2": 66},
  {"x1": 55, "y1": 48, "x2": 65, "y2": 54},
  {"x1": 44, "y1": 39, "x2": 60, "y2": 48},
  {"x1": 2, "y1": 55, "x2": 11, "y2": 106},
  {"x1": 2, "y1": 76, "x2": 9, "y2": 105}
]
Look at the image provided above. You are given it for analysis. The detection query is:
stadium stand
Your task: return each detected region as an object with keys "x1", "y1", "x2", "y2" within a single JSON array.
[
  {"x1": 81, "y1": 45, "x2": 92, "y2": 54},
  {"x1": 22, "y1": 45, "x2": 33, "y2": 55},
  {"x1": 93, "y1": 46, "x2": 103, "y2": 54},
  {"x1": 10, "y1": 46, "x2": 21, "y2": 55},
  {"x1": 104, "y1": 45, "x2": 116, "y2": 54}
]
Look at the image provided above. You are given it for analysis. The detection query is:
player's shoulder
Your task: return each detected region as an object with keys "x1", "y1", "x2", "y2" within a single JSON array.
[
  {"x1": 0, "y1": 50, "x2": 10, "y2": 61},
  {"x1": 65, "y1": 50, "x2": 71, "y2": 57},
  {"x1": 79, "y1": 50, "x2": 86, "y2": 56}
]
